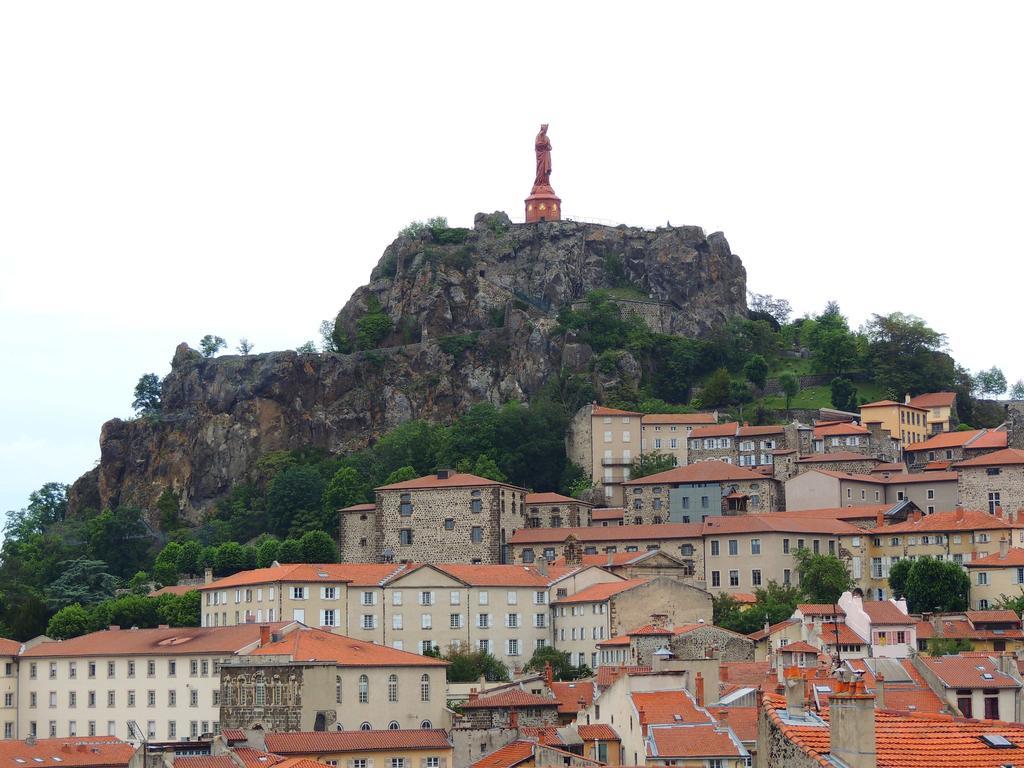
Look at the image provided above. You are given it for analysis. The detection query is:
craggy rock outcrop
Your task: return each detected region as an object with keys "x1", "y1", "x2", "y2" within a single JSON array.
[{"x1": 68, "y1": 213, "x2": 747, "y2": 522}]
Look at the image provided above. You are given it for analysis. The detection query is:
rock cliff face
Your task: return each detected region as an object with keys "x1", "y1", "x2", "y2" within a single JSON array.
[{"x1": 68, "y1": 213, "x2": 747, "y2": 522}]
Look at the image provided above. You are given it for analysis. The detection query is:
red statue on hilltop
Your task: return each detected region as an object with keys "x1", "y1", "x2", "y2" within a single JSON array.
[{"x1": 525, "y1": 124, "x2": 561, "y2": 223}]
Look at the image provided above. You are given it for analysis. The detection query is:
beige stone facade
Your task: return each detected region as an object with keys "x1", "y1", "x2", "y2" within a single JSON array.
[
  {"x1": 955, "y1": 450, "x2": 1024, "y2": 515},
  {"x1": 640, "y1": 413, "x2": 718, "y2": 470},
  {"x1": 784, "y1": 468, "x2": 957, "y2": 513},
  {"x1": 0, "y1": 645, "x2": 18, "y2": 740},
  {"x1": 687, "y1": 423, "x2": 789, "y2": 469},
  {"x1": 590, "y1": 406, "x2": 644, "y2": 505}
]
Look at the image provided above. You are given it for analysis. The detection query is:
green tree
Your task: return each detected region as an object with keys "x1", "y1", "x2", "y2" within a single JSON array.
[
  {"x1": 1010, "y1": 380, "x2": 1024, "y2": 400},
  {"x1": 779, "y1": 371, "x2": 800, "y2": 413},
  {"x1": 175, "y1": 540, "x2": 202, "y2": 577},
  {"x1": 323, "y1": 467, "x2": 369, "y2": 513},
  {"x1": 199, "y1": 335, "x2": 227, "y2": 357},
  {"x1": 927, "y1": 637, "x2": 973, "y2": 656},
  {"x1": 213, "y1": 542, "x2": 248, "y2": 576},
  {"x1": 152, "y1": 542, "x2": 182, "y2": 586},
  {"x1": 442, "y1": 645, "x2": 509, "y2": 683},
  {"x1": 523, "y1": 645, "x2": 591, "y2": 681},
  {"x1": 794, "y1": 549, "x2": 851, "y2": 605},
  {"x1": 994, "y1": 589, "x2": 1024, "y2": 614},
  {"x1": 237, "y1": 338, "x2": 254, "y2": 355},
  {"x1": 830, "y1": 377, "x2": 859, "y2": 412},
  {"x1": 85, "y1": 507, "x2": 152, "y2": 579},
  {"x1": 748, "y1": 293, "x2": 792, "y2": 326},
  {"x1": 298, "y1": 531, "x2": 338, "y2": 563},
  {"x1": 887, "y1": 558, "x2": 912, "y2": 599},
  {"x1": 277, "y1": 538, "x2": 303, "y2": 563},
  {"x1": 383, "y1": 466, "x2": 419, "y2": 485},
  {"x1": 464, "y1": 455, "x2": 507, "y2": 482},
  {"x1": 267, "y1": 465, "x2": 326, "y2": 536},
  {"x1": 132, "y1": 373, "x2": 162, "y2": 415},
  {"x1": 155, "y1": 488, "x2": 183, "y2": 532},
  {"x1": 295, "y1": 341, "x2": 318, "y2": 354},
  {"x1": 45, "y1": 559, "x2": 119, "y2": 609},
  {"x1": 254, "y1": 538, "x2": 282, "y2": 568},
  {"x1": 629, "y1": 452, "x2": 677, "y2": 481},
  {"x1": 902, "y1": 557, "x2": 970, "y2": 613},
  {"x1": 743, "y1": 355, "x2": 769, "y2": 390},
  {"x1": 700, "y1": 368, "x2": 732, "y2": 408},
  {"x1": 46, "y1": 603, "x2": 91, "y2": 639},
  {"x1": 90, "y1": 594, "x2": 160, "y2": 632},
  {"x1": 356, "y1": 297, "x2": 393, "y2": 350},
  {"x1": 864, "y1": 312, "x2": 951, "y2": 395},
  {"x1": 974, "y1": 367, "x2": 1008, "y2": 398},
  {"x1": 154, "y1": 590, "x2": 201, "y2": 627}
]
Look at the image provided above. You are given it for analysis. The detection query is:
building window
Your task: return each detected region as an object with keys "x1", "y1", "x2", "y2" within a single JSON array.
[
  {"x1": 711, "y1": 571, "x2": 720, "y2": 587},
  {"x1": 752, "y1": 569, "x2": 762, "y2": 586},
  {"x1": 728, "y1": 540, "x2": 738, "y2": 556},
  {"x1": 507, "y1": 639, "x2": 520, "y2": 656},
  {"x1": 471, "y1": 527, "x2": 483, "y2": 543},
  {"x1": 989, "y1": 492, "x2": 1001, "y2": 513},
  {"x1": 358, "y1": 675, "x2": 369, "y2": 703},
  {"x1": 400, "y1": 493, "x2": 412, "y2": 516},
  {"x1": 399, "y1": 528, "x2": 414, "y2": 545},
  {"x1": 710, "y1": 541, "x2": 720, "y2": 556},
  {"x1": 388, "y1": 674, "x2": 398, "y2": 702},
  {"x1": 421, "y1": 674, "x2": 431, "y2": 702},
  {"x1": 751, "y1": 539, "x2": 761, "y2": 555},
  {"x1": 729, "y1": 570, "x2": 739, "y2": 587},
  {"x1": 444, "y1": 518, "x2": 455, "y2": 530}
]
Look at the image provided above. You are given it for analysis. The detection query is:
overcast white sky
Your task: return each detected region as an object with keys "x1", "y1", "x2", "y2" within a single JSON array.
[{"x1": 2, "y1": 1, "x2": 1022, "y2": 516}]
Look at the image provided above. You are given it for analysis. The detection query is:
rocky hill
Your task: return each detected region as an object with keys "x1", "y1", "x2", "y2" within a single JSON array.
[{"x1": 68, "y1": 212, "x2": 748, "y2": 522}]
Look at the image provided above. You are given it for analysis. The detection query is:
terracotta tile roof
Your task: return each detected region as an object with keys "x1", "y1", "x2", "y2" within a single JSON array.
[
  {"x1": 462, "y1": 688, "x2": 559, "y2": 709},
  {"x1": 871, "y1": 463, "x2": 909, "y2": 473},
  {"x1": 339, "y1": 502, "x2": 376, "y2": 513},
  {"x1": 862, "y1": 601, "x2": 912, "y2": 625},
  {"x1": 869, "y1": 509, "x2": 1024, "y2": 534},
  {"x1": 0, "y1": 638, "x2": 22, "y2": 655},
  {"x1": 21, "y1": 623, "x2": 283, "y2": 658},
  {"x1": 964, "y1": 547, "x2": 1024, "y2": 567},
  {"x1": 509, "y1": 523, "x2": 702, "y2": 544},
  {"x1": 595, "y1": 665, "x2": 650, "y2": 687},
  {"x1": 733, "y1": 592, "x2": 757, "y2": 604},
  {"x1": 469, "y1": 741, "x2": 533, "y2": 768},
  {"x1": 516, "y1": 726, "x2": 562, "y2": 746},
  {"x1": 434, "y1": 563, "x2": 566, "y2": 587},
  {"x1": 149, "y1": 584, "x2": 197, "y2": 597},
  {"x1": 967, "y1": 431, "x2": 1011, "y2": 450},
  {"x1": 175, "y1": 757, "x2": 236, "y2": 768},
  {"x1": 0, "y1": 738, "x2": 136, "y2": 768},
  {"x1": 966, "y1": 610, "x2": 1021, "y2": 624},
  {"x1": 553, "y1": 579, "x2": 646, "y2": 604},
  {"x1": 778, "y1": 641, "x2": 821, "y2": 654},
  {"x1": 915, "y1": 620, "x2": 935, "y2": 639},
  {"x1": 819, "y1": 622, "x2": 867, "y2": 646},
  {"x1": 264, "y1": 730, "x2": 451, "y2": 755},
  {"x1": 930, "y1": 619, "x2": 1024, "y2": 641},
  {"x1": 908, "y1": 392, "x2": 957, "y2": 409},
  {"x1": 772, "y1": 504, "x2": 891, "y2": 521},
  {"x1": 555, "y1": 550, "x2": 679, "y2": 568},
  {"x1": 797, "y1": 604, "x2": 846, "y2": 617},
  {"x1": 718, "y1": 707, "x2": 757, "y2": 742},
  {"x1": 576, "y1": 723, "x2": 620, "y2": 741},
  {"x1": 377, "y1": 471, "x2": 527, "y2": 491},
  {"x1": 622, "y1": 460, "x2": 770, "y2": 485},
  {"x1": 689, "y1": 421, "x2": 740, "y2": 438},
  {"x1": 249, "y1": 626, "x2": 447, "y2": 666},
  {"x1": 845, "y1": 659, "x2": 947, "y2": 714},
  {"x1": 861, "y1": 399, "x2": 928, "y2": 410},
  {"x1": 955, "y1": 448, "x2": 1024, "y2": 467},
  {"x1": 590, "y1": 507, "x2": 624, "y2": 520},
  {"x1": 627, "y1": 623, "x2": 673, "y2": 636},
  {"x1": 202, "y1": 563, "x2": 413, "y2": 590},
  {"x1": 525, "y1": 492, "x2": 587, "y2": 505},
  {"x1": 596, "y1": 635, "x2": 631, "y2": 647},
  {"x1": 738, "y1": 424, "x2": 785, "y2": 436},
  {"x1": 905, "y1": 429, "x2": 992, "y2": 451},
  {"x1": 703, "y1": 515, "x2": 861, "y2": 536},
  {"x1": 592, "y1": 405, "x2": 643, "y2": 417},
  {"x1": 748, "y1": 619, "x2": 798, "y2": 641},
  {"x1": 802, "y1": 468, "x2": 886, "y2": 484},
  {"x1": 641, "y1": 413, "x2": 718, "y2": 424},
  {"x1": 231, "y1": 749, "x2": 285, "y2": 768},
  {"x1": 271, "y1": 759, "x2": 325, "y2": 768},
  {"x1": 917, "y1": 656, "x2": 1021, "y2": 689},
  {"x1": 549, "y1": 680, "x2": 596, "y2": 714},
  {"x1": 719, "y1": 661, "x2": 770, "y2": 687},
  {"x1": 813, "y1": 423, "x2": 870, "y2": 438},
  {"x1": 632, "y1": 690, "x2": 712, "y2": 725},
  {"x1": 647, "y1": 723, "x2": 745, "y2": 758},
  {"x1": 220, "y1": 729, "x2": 247, "y2": 743},
  {"x1": 796, "y1": 450, "x2": 877, "y2": 462},
  {"x1": 924, "y1": 459, "x2": 951, "y2": 470},
  {"x1": 883, "y1": 471, "x2": 958, "y2": 484}
]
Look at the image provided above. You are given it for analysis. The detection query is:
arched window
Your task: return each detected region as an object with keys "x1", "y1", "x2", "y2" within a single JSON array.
[
  {"x1": 388, "y1": 673, "x2": 398, "y2": 702},
  {"x1": 420, "y1": 673, "x2": 430, "y2": 702},
  {"x1": 254, "y1": 674, "x2": 266, "y2": 706},
  {"x1": 360, "y1": 722, "x2": 371, "y2": 731},
  {"x1": 359, "y1": 674, "x2": 369, "y2": 704},
  {"x1": 420, "y1": 720, "x2": 432, "y2": 729},
  {"x1": 388, "y1": 721, "x2": 400, "y2": 730},
  {"x1": 335, "y1": 675, "x2": 342, "y2": 704}
]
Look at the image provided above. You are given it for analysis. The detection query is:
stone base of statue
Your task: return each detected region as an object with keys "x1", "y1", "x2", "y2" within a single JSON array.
[{"x1": 525, "y1": 186, "x2": 561, "y2": 223}]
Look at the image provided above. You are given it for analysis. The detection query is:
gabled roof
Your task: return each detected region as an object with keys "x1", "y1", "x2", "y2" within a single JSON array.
[
  {"x1": 748, "y1": 619, "x2": 798, "y2": 642},
  {"x1": 641, "y1": 413, "x2": 718, "y2": 424},
  {"x1": 509, "y1": 523, "x2": 702, "y2": 544},
  {"x1": 868, "y1": 509, "x2": 1024, "y2": 534},
  {"x1": 772, "y1": 504, "x2": 892, "y2": 522},
  {"x1": 904, "y1": 429, "x2": 999, "y2": 452},
  {"x1": 553, "y1": 550, "x2": 686, "y2": 568},
  {"x1": 525, "y1": 492, "x2": 590, "y2": 506},
  {"x1": 631, "y1": 690, "x2": 711, "y2": 725},
  {"x1": 738, "y1": 424, "x2": 786, "y2": 436},
  {"x1": 595, "y1": 665, "x2": 651, "y2": 687},
  {"x1": 231, "y1": 748, "x2": 285, "y2": 768},
  {"x1": 965, "y1": 547, "x2": 1024, "y2": 567},
  {"x1": 176, "y1": 758, "x2": 235, "y2": 768},
  {"x1": 592, "y1": 405, "x2": 642, "y2": 417},
  {"x1": 590, "y1": 507, "x2": 624, "y2": 520},
  {"x1": 0, "y1": 638, "x2": 22, "y2": 656},
  {"x1": 917, "y1": 656, "x2": 1021, "y2": 689},
  {"x1": 796, "y1": 604, "x2": 846, "y2": 617},
  {"x1": 860, "y1": 399, "x2": 928, "y2": 411},
  {"x1": 819, "y1": 622, "x2": 867, "y2": 646},
  {"x1": 552, "y1": 579, "x2": 646, "y2": 604},
  {"x1": 689, "y1": 422, "x2": 741, "y2": 438},
  {"x1": 861, "y1": 601, "x2": 911, "y2": 626},
  {"x1": 966, "y1": 610, "x2": 1020, "y2": 624},
  {"x1": 622, "y1": 461, "x2": 770, "y2": 485},
  {"x1": 955, "y1": 448, "x2": 1024, "y2": 468},
  {"x1": 703, "y1": 515, "x2": 861, "y2": 536},
  {"x1": 202, "y1": 563, "x2": 412, "y2": 590},
  {"x1": 149, "y1": 584, "x2": 197, "y2": 597},
  {"x1": 21, "y1": 623, "x2": 285, "y2": 658},
  {"x1": 576, "y1": 723, "x2": 620, "y2": 741},
  {"x1": 376, "y1": 472, "x2": 524, "y2": 491},
  {"x1": 264, "y1": 730, "x2": 451, "y2": 755},
  {"x1": 0, "y1": 739, "x2": 136, "y2": 768},
  {"x1": 813, "y1": 423, "x2": 870, "y2": 438},
  {"x1": 461, "y1": 688, "x2": 558, "y2": 709},
  {"x1": 778, "y1": 641, "x2": 821, "y2": 654},
  {"x1": 646, "y1": 723, "x2": 746, "y2": 758},
  {"x1": 434, "y1": 563, "x2": 575, "y2": 587},
  {"x1": 796, "y1": 451, "x2": 877, "y2": 463},
  {"x1": 339, "y1": 502, "x2": 376, "y2": 513},
  {"x1": 469, "y1": 741, "x2": 533, "y2": 768},
  {"x1": 549, "y1": 680, "x2": 596, "y2": 714},
  {"x1": 908, "y1": 391, "x2": 957, "y2": 409},
  {"x1": 248, "y1": 626, "x2": 446, "y2": 666},
  {"x1": 928, "y1": 619, "x2": 1024, "y2": 641}
]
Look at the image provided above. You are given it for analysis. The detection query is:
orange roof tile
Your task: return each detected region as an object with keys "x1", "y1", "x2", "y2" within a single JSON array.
[
  {"x1": 516, "y1": 727, "x2": 562, "y2": 746},
  {"x1": 871, "y1": 463, "x2": 909, "y2": 473},
  {"x1": 0, "y1": 638, "x2": 22, "y2": 656},
  {"x1": 861, "y1": 601, "x2": 911, "y2": 625},
  {"x1": 703, "y1": 515, "x2": 861, "y2": 536},
  {"x1": 737, "y1": 424, "x2": 785, "y2": 436},
  {"x1": 819, "y1": 622, "x2": 867, "y2": 646},
  {"x1": 554, "y1": 550, "x2": 676, "y2": 568},
  {"x1": 929, "y1": 619, "x2": 1024, "y2": 641},
  {"x1": 264, "y1": 730, "x2": 451, "y2": 755},
  {"x1": 917, "y1": 656, "x2": 1020, "y2": 689},
  {"x1": 469, "y1": 741, "x2": 533, "y2": 768},
  {"x1": 796, "y1": 450, "x2": 877, "y2": 463},
  {"x1": 719, "y1": 661, "x2": 771, "y2": 688},
  {"x1": 272, "y1": 759, "x2": 325, "y2": 768},
  {"x1": 861, "y1": 399, "x2": 928, "y2": 410},
  {"x1": 549, "y1": 681, "x2": 596, "y2": 714},
  {"x1": 509, "y1": 523, "x2": 702, "y2": 544},
  {"x1": 718, "y1": 707, "x2": 758, "y2": 742},
  {"x1": 462, "y1": 689, "x2": 558, "y2": 709},
  {"x1": 0, "y1": 738, "x2": 136, "y2": 768},
  {"x1": 732, "y1": 592, "x2": 757, "y2": 605},
  {"x1": 576, "y1": 723, "x2": 620, "y2": 741},
  {"x1": 967, "y1": 431, "x2": 1011, "y2": 450},
  {"x1": 231, "y1": 749, "x2": 285, "y2": 768},
  {"x1": 797, "y1": 604, "x2": 846, "y2": 617},
  {"x1": 778, "y1": 641, "x2": 821, "y2": 654},
  {"x1": 627, "y1": 623, "x2": 674, "y2": 636},
  {"x1": 590, "y1": 507, "x2": 624, "y2": 520},
  {"x1": 908, "y1": 392, "x2": 957, "y2": 409},
  {"x1": 376, "y1": 471, "x2": 525, "y2": 491},
  {"x1": 748, "y1": 619, "x2": 799, "y2": 642},
  {"x1": 553, "y1": 579, "x2": 646, "y2": 604},
  {"x1": 955, "y1": 448, "x2": 1024, "y2": 467},
  {"x1": 869, "y1": 509, "x2": 1024, "y2": 534},
  {"x1": 595, "y1": 665, "x2": 651, "y2": 687},
  {"x1": 622, "y1": 460, "x2": 770, "y2": 485},
  {"x1": 641, "y1": 413, "x2": 718, "y2": 424},
  {"x1": 647, "y1": 724, "x2": 746, "y2": 758},
  {"x1": 21, "y1": 624, "x2": 283, "y2": 658},
  {"x1": 772, "y1": 504, "x2": 891, "y2": 521},
  {"x1": 249, "y1": 626, "x2": 446, "y2": 666},
  {"x1": 434, "y1": 564, "x2": 566, "y2": 587},
  {"x1": 592, "y1": 405, "x2": 643, "y2": 417},
  {"x1": 596, "y1": 635, "x2": 631, "y2": 647},
  {"x1": 148, "y1": 584, "x2": 197, "y2": 597},
  {"x1": 525, "y1": 492, "x2": 589, "y2": 506},
  {"x1": 905, "y1": 429, "x2": 992, "y2": 451},
  {"x1": 957, "y1": 547, "x2": 1024, "y2": 568},
  {"x1": 966, "y1": 610, "x2": 1021, "y2": 624},
  {"x1": 632, "y1": 690, "x2": 711, "y2": 725},
  {"x1": 883, "y1": 471, "x2": 959, "y2": 484},
  {"x1": 176, "y1": 758, "x2": 236, "y2": 768},
  {"x1": 202, "y1": 563, "x2": 412, "y2": 590},
  {"x1": 813, "y1": 423, "x2": 870, "y2": 438},
  {"x1": 339, "y1": 502, "x2": 376, "y2": 513},
  {"x1": 689, "y1": 422, "x2": 740, "y2": 438}
]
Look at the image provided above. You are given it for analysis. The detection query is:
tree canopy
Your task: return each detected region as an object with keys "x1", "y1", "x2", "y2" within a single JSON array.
[{"x1": 794, "y1": 550, "x2": 851, "y2": 605}]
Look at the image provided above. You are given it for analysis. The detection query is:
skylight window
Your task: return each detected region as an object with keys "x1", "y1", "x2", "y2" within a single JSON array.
[
  {"x1": 983, "y1": 673, "x2": 995, "y2": 680},
  {"x1": 980, "y1": 733, "x2": 1016, "y2": 749}
]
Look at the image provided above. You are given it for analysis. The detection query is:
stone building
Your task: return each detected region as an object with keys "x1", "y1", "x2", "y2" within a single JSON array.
[
  {"x1": 524, "y1": 492, "x2": 592, "y2": 529},
  {"x1": 599, "y1": 621, "x2": 753, "y2": 667},
  {"x1": 686, "y1": 422, "x2": 790, "y2": 469},
  {"x1": 771, "y1": 450, "x2": 881, "y2": 484},
  {"x1": 954, "y1": 448, "x2": 1024, "y2": 514},
  {"x1": 341, "y1": 471, "x2": 528, "y2": 565},
  {"x1": 263, "y1": 729, "x2": 454, "y2": 768},
  {"x1": 784, "y1": 468, "x2": 958, "y2": 513},
  {"x1": 810, "y1": 421, "x2": 872, "y2": 454},
  {"x1": 0, "y1": 638, "x2": 20, "y2": 740},
  {"x1": 621, "y1": 461, "x2": 781, "y2": 519},
  {"x1": 219, "y1": 624, "x2": 449, "y2": 732},
  {"x1": 640, "y1": 412, "x2": 719, "y2": 468},
  {"x1": 458, "y1": 688, "x2": 561, "y2": 729},
  {"x1": 903, "y1": 428, "x2": 1007, "y2": 471}
]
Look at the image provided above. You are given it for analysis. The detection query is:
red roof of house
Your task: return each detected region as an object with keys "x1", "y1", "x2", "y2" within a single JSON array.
[
  {"x1": 772, "y1": 504, "x2": 891, "y2": 522},
  {"x1": 647, "y1": 724, "x2": 746, "y2": 758},
  {"x1": 860, "y1": 399, "x2": 928, "y2": 410},
  {"x1": 845, "y1": 658, "x2": 946, "y2": 714},
  {"x1": 0, "y1": 738, "x2": 136, "y2": 768},
  {"x1": 871, "y1": 463, "x2": 908, "y2": 473},
  {"x1": 577, "y1": 723, "x2": 620, "y2": 741},
  {"x1": 339, "y1": 502, "x2": 376, "y2": 513},
  {"x1": 622, "y1": 461, "x2": 770, "y2": 485},
  {"x1": 554, "y1": 550, "x2": 679, "y2": 568},
  {"x1": 631, "y1": 690, "x2": 711, "y2": 725},
  {"x1": 202, "y1": 563, "x2": 412, "y2": 590},
  {"x1": 433, "y1": 563, "x2": 572, "y2": 587},
  {"x1": 549, "y1": 681, "x2": 596, "y2": 714},
  {"x1": 917, "y1": 656, "x2": 1021, "y2": 689},
  {"x1": 0, "y1": 638, "x2": 22, "y2": 656},
  {"x1": 813, "y1": 423, "x2": 870, "y2": 438},
  {"x1": 249, "y1": 626, "x2": 446, "y2": 666},
  {"x1": 525, "y1": 492, "x2": 589, "y2": 506},
  {"x1": 868, "y1": 509, "x2": 1024, "y2": 534},
  {"x1": 966, "y1": 610, "x2": 1020, "y2": 624},
  {"x1": 176, "y1": 758, "x2": 236, "y2": 768},
  {"x1": 703, "y1": 515, "x2": 861, "y2": 536},
  {"x1": 149, "y1": 584, "x2": 197, "y2": 597},
  {"x1": 462, "y1": 688, "x2": 559, "y2": 709},
  {"x1": 590, "y1": 507, "x2": 624, "y2": 520},
  {"x1": 965, "y1": 548, "x2": 1024, "y2": 567},
  {"x1": 733, "y1": 592, "x2": 757, "y2": 605},
  {"x1": 264, "y1": 730, "x2": 451, "y2": 755},
  {"x1": 818, "y1": 622, "x2": 867, "y2": 646},
  {"x1": 955, "y1": 448, "x2": 1024, "y2": 467},
  {"x1": 797, "y1": 604, "x2": 846, "y2": 617},
  {"x1": 861, "y1": 601, "x2": 911, "y2": 625},
  {"x1": 778, "y1": 641, "x2": 821, "y2": 654},
  {"x1": 905, "y1": 429, "x2": 995, "y2": 452},
  {"x1": 510, "y1": 523, "x2": 702, "y2": 544},
  {"x1": 641, "y1": 413, "x2": 718, "y2": 425},
  {"x1": 21, "y1": 624, "x2": 283, "y2": 658},
  {"x1": 928, "y1": 619, "x2": 1024, "y2": 641},
  {"x1": 748, "y1": 619, "x2": 799, "y2": 642},
  {"x1": 689, "y1": 422, "x2": 741, "y2": 438},
  {"x1": 718, "y1": 707, "x2": 758, "y2": 742},
  {"x1": 553, "y1": 579, "x2": 646, "y2": 604},
  {"x1": 469, "y1": 741, "x2": 534, "y2": 768},
  {"x1": 595, "y1": 665, "x2": 651, "y2": 687},
  {"x1": 231, "y1": 749, "x2": 285, "y2": 768},
  {"x1": 967, "y1": 431, "x2": 1011, "y2": 450},
  {"x1": 596, "y1": 635, "x2": 631, "y2": 647},
  {"x1": 719, "y1": 661, "x2": 771, "y2": 688},
  {"x1": 738, "y1": 424, "x2": 785, "y2": 436},
  {"x1": 796, "y1": 451, "x2": 878, "y2": 463},
  {"x1": 908, "y1": 392, "x2": 957, "y2": 409},
  {"x1": 592, "y1": 405, "x2": 643, "y2": 417},
  {"x1": 376, "y1": 472, "x2": 524, "y2": 491}
]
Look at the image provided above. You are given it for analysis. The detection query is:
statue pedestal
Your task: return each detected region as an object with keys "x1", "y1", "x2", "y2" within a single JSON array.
[{"x1": 525, "y1": 187, "x2": 561, "y2": 223}]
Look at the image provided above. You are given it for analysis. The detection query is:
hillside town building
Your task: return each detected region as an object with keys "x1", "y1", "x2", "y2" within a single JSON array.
[{"x1": 621, "y1": 462, "x2": 782, "y2": 519}]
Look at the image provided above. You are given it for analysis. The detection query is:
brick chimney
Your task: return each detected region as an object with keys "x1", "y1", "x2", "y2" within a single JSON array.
[
  {"x1": 912, "y1": 509, "x2": 922, "y2": 522},
  {"x1": 544, "y1": 662, "x2": 554, "y2": 688},
  {"x1": 829, "y1": 678, "x2": 877, "y2": 768},
  {"x1": 784, "y1": 668, "x2": 805, "y2": 719},
  {"x1": 720, "y1": 665, "x2": 729, "y2": 683},
  {"x1": 695, "y1": 672, "x2": 705, "y2": 707},
  {"x1": 995, "y1": 506, "x2": 1004, "y2": 519},
  {"x1": 259, "y1": 624, "x2": 271, "y2": 647},
  {"x1": 509, "y1": 710, "x2": 519, "y2": 728},
  {"x1": 875, "y1": 511, "x2": 884, "y2": 528},
  {"x1": 955, "y1": 506, "x2": 965, "y2": 522},
  {"x1": 1000, "y1": 537, "x2": 1010, "y2": 559}
]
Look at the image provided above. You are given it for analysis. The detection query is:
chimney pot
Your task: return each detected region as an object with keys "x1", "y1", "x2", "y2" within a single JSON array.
[
  {"x1": 1000, "y1": 537, "x2": 1010, "y2": 559},
  {"x1": 259, "y1": 624, "x2": 271, "y2": 647},
  {"x1": 956, "y1": 506, "x2": 965, "y2": 522},
  {"x1": 204, "y1": 567, "x2": 214, "y2": 585},
  {"x1": 995, "y1": 506, "x2": 1004, "y2": 518},
  {"x1": 695, "y1": 672, "x2": 705, "y2": 707},
  {"x1": 875, "y1": 511, "x2": 884, "y2": 528},
  {"x1": 912, "y1": 509, "x2": 922, "y2": 522}
]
